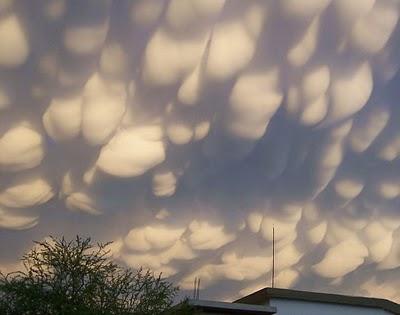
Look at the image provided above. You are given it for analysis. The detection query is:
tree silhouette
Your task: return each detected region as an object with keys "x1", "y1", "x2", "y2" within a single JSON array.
[{"x1": 0, "y1": 236, "x2": 192, "y2": 315}]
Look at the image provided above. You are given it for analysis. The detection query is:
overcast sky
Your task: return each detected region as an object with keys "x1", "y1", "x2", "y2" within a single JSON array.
[{"x1": 0, "y1": 0, "x2": 399, "y2": 303}]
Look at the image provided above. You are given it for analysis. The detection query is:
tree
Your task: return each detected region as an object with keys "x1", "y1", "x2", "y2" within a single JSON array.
[{"x1": 0, "y1": 236, "x2": 193, "y2": 315}]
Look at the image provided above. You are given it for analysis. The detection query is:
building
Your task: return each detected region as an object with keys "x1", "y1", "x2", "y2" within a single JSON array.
[
  {"x1": 189, "y1": 299, "x2": 276, "y2": 314},
  {"x1": 188, "y1": 287, "x2": 400, "y2": 315}
]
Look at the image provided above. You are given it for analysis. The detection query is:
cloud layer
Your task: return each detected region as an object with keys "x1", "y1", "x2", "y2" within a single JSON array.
[{"x1": 0, "y1": 0, "x2": 399, "y2": 303}]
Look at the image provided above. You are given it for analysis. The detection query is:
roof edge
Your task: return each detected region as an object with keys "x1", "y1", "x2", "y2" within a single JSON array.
[
  {"x1": 234, "y1": 288, "x2": 400, "y2": 315},
  {"x1": 188, "y1": 299, "x2": 276, "y2": 314}
]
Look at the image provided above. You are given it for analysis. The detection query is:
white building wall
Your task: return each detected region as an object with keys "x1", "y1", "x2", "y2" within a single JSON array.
[{"x1": 268, "y1": 298, "x2": 394, "y2": 315}]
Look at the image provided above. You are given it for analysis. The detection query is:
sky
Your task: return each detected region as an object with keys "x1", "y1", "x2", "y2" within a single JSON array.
[{"x1": 0, "y1": 0, "x2": 400, "y2": 303}]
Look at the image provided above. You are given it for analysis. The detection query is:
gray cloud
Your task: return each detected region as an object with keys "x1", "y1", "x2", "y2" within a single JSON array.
[{"x1": 0, "y1": 0, "x2": 399, "y2": 303}]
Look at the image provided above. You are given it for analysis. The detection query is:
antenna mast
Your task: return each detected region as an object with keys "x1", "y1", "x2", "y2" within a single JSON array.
[
  {"x1": 197, "y1": 278, "x2": 200, "y2": 299},
  {"x1": 193, "y1": 277, "x2": 197, "y2": 299},
  {"x1": 272, "y1": 225, "x2": 275, "y2": 288},
  {"x1": 193, "y1": 277, "x2": 201, "y2": 299}
]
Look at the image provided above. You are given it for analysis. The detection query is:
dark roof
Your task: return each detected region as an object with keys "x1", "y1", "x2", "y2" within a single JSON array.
[
  {"x1": 234, "y1": 287, "x2": 400, "y2": 315},
  {"x1": 188, "y1": 299, "x2": 276, "y2": 314}
]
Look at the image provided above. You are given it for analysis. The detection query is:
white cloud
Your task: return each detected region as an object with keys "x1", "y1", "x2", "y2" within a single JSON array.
[
  {"x1": 313, "y1": 238, "x2": 368, "y2": 278},
  {"x1": 0, "y1": 14, "x2": 29, "y2": 68},
  {"x1": 0, "y1": 172, "x2": 53, "y2": 208},
  {"x1": 0, "y1": 123, "x2": 44, "y2": 172},
  {"x1": 187, "y1": 220, "x2": 236, "y2": 250},
  {"x1": 96, "y1": 125, "x2": 165, "y2": 177},
  {"x1": 124, "y1": 225, "x2": 185, "y2": 252}
]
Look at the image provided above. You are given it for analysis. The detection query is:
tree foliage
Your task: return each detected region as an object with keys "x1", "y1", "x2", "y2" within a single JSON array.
[{"x1": 0, "y1": 236, "x2": 193, "y2": 315}]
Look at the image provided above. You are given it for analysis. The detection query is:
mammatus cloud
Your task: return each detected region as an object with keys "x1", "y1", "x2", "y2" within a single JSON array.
[{"x1": 0, "y1": 0, "x2": 400, "y2": 303}]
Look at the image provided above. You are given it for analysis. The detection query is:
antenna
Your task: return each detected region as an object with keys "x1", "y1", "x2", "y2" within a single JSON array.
[
  {"x1": 271, "y1": 225, "x2": 275, "y2": 288},
  {"x1": 193, "y1": 277, "x2": 201, "y2": 299},
  {"x1": 193, "y1": 277, "x2": 197, "y2": 299},
  {"x1": 197, "y1": 278, "x2": 201, "y2": 300}
]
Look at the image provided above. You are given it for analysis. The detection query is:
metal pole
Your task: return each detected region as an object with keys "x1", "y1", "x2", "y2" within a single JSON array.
[
  {"x1": 193, "y1": 277, "x2": 197, "y2": 299},
  {"x1": 272, "y1": 225, "x2": 275, "y2": 288}
]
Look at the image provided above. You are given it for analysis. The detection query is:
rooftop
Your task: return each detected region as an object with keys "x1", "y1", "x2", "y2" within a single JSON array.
[
  {"x1": 188, "y1": 299, "x2": 276, "y2": 314},
  {"x1": 234, "y1": 287, "x2": 400, "y2": 315}
]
